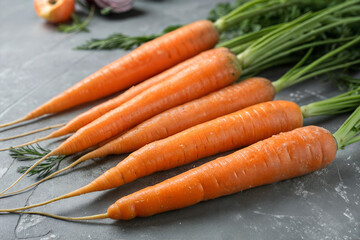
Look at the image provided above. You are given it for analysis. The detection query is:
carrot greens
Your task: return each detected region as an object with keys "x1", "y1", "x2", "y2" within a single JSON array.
[
  {"x1": 333, "y1": 105, "x2": 360, "y2": 149},
  {"x1": 9, "y1": 145, "x2": 66, "y2": 179},
  {"x1": 76, "y1": 25, "x2": 182, "y2": 50},
  {"x1": 76, "y1": 0, "x2": 304, "y2": 50}
]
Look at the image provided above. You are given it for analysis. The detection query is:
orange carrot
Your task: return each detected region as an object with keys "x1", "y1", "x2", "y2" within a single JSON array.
[
  {"x1": 0, "y1": 125, "x2": 337, "y2": 220},
  {"x1": 0, "y1": 100, "x2": 302, "y2": 205},
  {"x1": 105, "y1": 125, "x2": 337, "y2": 220},
  {"x1": 0, "y1": 20, "x2": 219, "y2": 128},
  {"x1": 0, "y1": 47, "x2": 199, "y2": 150},
  {"x1": 51, "y1": 47, "x2": 240, "y2": 155},
  {"x1": 0, "y1": 47, "x2": 241, "y2": 194}
]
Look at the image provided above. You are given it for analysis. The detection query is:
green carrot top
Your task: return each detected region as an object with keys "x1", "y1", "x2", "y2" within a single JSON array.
[{"x1": 333, "y1": 105, "x2": 360, "y2": 149}]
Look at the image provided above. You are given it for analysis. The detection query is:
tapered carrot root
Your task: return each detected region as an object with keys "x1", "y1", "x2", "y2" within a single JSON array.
[
  {"x1": 1, "y1": 78, "x2": 275, "y2": 196},
  {"x1": 106, "y1": 126, "x2": 337, "y2": 220},
  {"x1": 0, "y1": 20, "x2": 219, "y2": 128},
  {"x1": 0, "y1": 152, "x2": 56, "y2": 195},
  {"x1": 0, "y1": 100, "x2": 302, "y2": 208},
  {"x1": 0, "y1": 117, "x2": 28, "y2": 129},
  {"x1": 1, "y1": 47, "x2": 240, "y2": 194},
  {"x1": 0, "y1": 124, "x2": 65, "y2": 142},
  {"x1": 0, "y1": 135, "x2": 55, "y2": 152},
  {"x1": 12, "y1": 211, "x2": 108, "y2": 221},
  {"x1": 5, "y1": 44, "x2": 203, "y2": 149}
]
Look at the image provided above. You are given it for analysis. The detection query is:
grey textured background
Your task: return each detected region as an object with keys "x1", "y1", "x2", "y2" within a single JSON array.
[{"x1": 0, "y1": 0, "x2": 359, "y2": 239}]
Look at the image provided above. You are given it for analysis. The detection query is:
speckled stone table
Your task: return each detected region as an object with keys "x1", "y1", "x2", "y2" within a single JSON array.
[{"x1": 0, "y1": 1, "x2": 359, "y2": 239}]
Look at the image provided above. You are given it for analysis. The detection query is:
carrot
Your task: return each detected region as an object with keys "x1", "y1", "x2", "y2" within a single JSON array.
[
  {"x1": 0, "y1": 49, "x2": 198, "y2": 150},
  {"x1": 105, "y1": 125, "x2": 337, "y2": 220},
  {"x1": 0, "y1": 20, "x2": 219, "y2": 128},
  {"x1": 0, "y1": 47, "x2": 241, "y2": 194}
]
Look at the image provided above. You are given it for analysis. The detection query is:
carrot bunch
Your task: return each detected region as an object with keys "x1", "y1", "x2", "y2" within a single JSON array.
[
  {"x1": 1, "y1": 1, "x2": 360, "y2": 222},
  {"x1": 2, "y1": 0, "x2": 360, "y2": 196}
]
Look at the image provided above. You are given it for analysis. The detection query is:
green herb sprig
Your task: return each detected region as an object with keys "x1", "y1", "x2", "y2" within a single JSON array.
[
  {"x1": 57, "y1": 5, "x2": 95, "y2": 33},
  {"x1": 10, "y1": 145, "x2": 66, "y2": 179},
  {"x1": 76, "y1": 25, "x2": 182, "y2": 50},
  {"x1": 330, "y1": 74, "x2": 360, "y2": 91}
]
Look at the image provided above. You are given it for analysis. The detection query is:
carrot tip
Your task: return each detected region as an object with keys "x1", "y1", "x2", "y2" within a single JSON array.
[
  {"x1": 12, "y1": 211, "x2": 108, "y2": 221},
  {"x1": 0, "y1": 146, "x2": 11, "y2": 152},
  {"x1": 0, "y1": 123, "x2": 65, "y2": 141},
  {"x1": 0, "y1": 135, "x2": 54, "y2": 152},
  {"x1": 0, "y1": 117, "x2": 28, "y2": 129}
]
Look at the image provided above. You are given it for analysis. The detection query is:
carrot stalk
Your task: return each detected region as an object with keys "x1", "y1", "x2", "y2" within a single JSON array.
[
  {"x1": 333, "y1": 105, "x2": 360, "y2": 148},
  {"x1": 301, "y1": 87, "x2": 360, "y2": 117},
  {"x1": 238, "y1": 1, "x2": 360, "y2": 69},
  {"x1": 272, "y1": 37, "x2": 360, "y2": 92}
]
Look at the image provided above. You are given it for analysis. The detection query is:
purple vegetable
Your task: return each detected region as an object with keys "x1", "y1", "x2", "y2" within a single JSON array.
[{"x1": 88, "y1": 0, "x2": 134, "y2": 13}]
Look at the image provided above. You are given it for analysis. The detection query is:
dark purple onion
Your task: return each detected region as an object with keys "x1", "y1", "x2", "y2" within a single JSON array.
[{"x1": 88, "y1": 0, "x2": 134, "y2": 13}]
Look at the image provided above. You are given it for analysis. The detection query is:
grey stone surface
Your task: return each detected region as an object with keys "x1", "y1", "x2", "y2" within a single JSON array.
[{"x1": 0, "y1": 0, "x2": 359, "y2": 239}]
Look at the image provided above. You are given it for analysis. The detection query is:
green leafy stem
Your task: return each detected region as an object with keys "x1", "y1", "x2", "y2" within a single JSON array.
[{"x1": 10, "y1": 145, "x2": 66, "y2": 179}]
